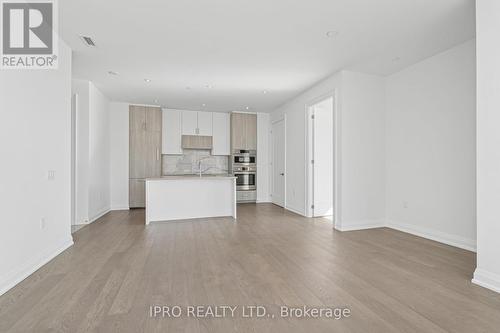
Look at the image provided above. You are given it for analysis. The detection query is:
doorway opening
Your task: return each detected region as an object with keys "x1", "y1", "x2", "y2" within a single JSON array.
[{"x1": 306, "y1": 95, "x2": 335, "y2": 220}]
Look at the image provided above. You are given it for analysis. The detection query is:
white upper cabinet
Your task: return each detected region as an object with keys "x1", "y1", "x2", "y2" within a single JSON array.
[
  {"x1": 163, "y1": 110, "x2": 229, "y2": 155},
  {"x1": 197, "y1": 112, "x2": 213, "y2": 136},
  {"x1": 212, "y1": 112, "x2": 230, "y2": 155},
  {"x1": 181, "y1": 110, "x2": 212, "y2": 136},
  {"x1": 181, "y1": 110, "x2": 198, "y2": 135},
  {"x1": 162, "y1": 109, "x2": 182, "y2": 154}
]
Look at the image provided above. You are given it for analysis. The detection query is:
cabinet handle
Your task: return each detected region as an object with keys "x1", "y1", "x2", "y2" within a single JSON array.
[{"x1": 156, "y1": 148, "x2": 160, "y2": 161}]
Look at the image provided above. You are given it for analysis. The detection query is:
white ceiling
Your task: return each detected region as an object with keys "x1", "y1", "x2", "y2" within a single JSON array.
[{"x1": 61, "y1": 0, "x2": 475, "y2": 112}]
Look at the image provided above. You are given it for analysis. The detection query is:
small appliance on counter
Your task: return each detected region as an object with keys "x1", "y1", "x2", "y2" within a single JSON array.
[{"x1": 230, "y1": 150, "x2": 257, "y2": 203}]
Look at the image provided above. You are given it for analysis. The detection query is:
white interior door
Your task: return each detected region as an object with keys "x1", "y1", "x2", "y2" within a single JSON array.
[
  {"x1": 312, "y1": 97, "x2": 334, "y2": 217},
  {"x1": 272, "y1": 119, "x2": 286, "y2": 207}
]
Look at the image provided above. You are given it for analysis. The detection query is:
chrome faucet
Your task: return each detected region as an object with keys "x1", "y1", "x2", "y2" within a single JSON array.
[{"x1": 196, "y1": 156, "x2": 212, "y2": 177}]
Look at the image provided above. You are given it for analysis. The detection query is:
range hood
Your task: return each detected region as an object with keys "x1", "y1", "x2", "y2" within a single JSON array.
[{"x1": 181, "y1": 135, "x2": 213, "y2": 150}]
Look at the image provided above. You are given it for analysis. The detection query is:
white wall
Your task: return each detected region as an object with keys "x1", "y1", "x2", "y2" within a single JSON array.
[
  {"x1": 271, "y1": 72, "x2": 342, "y2": 215},
  {"x1": 88, "y1": 84, "x2": 111, "y2": 220},
  {"x1": 0, "y1": 41, "x2": 74, "y2": 296},
  {"x1": 257, "y1": 113, "x2": 271, "y2": 202},
  {"x1": 339, "y1": 72, "x2": 386, "y2": 229},
  {"x1": 72, "y1": 81, "x2": 111, "y2": 223},
  {"x1": 474, "y1": 0, "x2": 500, "y2": 293},
  {"x1": 386, "y1": 40, "x2": 477, "y2": 251},
  {"x1": 72, "y1": 79, "x2": 90, "y2": 224},
  {"x1": 270, "y1": 71, "x2": 386, "y2": 228},
  {"x1": 110, "y1": 102, "x2": 130, "y2": 209}
]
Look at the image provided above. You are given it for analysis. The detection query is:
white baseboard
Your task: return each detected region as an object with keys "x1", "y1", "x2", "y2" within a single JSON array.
[
  {"x1": 89, "y1": 207, "x2": 111, "y2": 224},
  {"x1": 110, "y1": 206, "x2": 130, "y2": 211},
  {"x1": 386, "y1": 220, "x2": 476, "y2": 252},
  {"x1": 285, "y1": 205, "x2": 306, "y2": 217},
  {"x1": 0, "y1": 236, "x2": 74, "y2": 296},
  {"x1": 256, "y1": 200, "x2": 272, "y2": 204},
  {"x1": 335, "y1": 219, "x2": 385, "y2": 231},
  {"x1": 472, "y1": 268, "x2": 500, "y2": 293}
]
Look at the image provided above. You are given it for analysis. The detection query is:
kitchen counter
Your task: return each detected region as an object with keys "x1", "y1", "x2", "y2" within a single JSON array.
[
  {"x1": 147, "y1": 174, "x2": 236, "y2": 181},
  {"x1": 145, "y1": 175, "x2": 237, "y2": 224}
]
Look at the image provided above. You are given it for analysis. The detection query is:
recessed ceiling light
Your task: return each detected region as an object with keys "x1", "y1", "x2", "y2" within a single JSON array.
[
  {"x1": 392, "y1": 57, "x2": 401, "y2": 62},
  {"x1": 154, "y1": 99, "x2": 159, "y2": 103},
  {"x1": 107, "y1": 71, "x2": 119, "y2": 76},
  {"x1": 326, "y1": 31, "x2": 339, "y2": 38},
  {"x1": 205, "y1": 84, "x2": 214, "y2": 89},
  {"x1": 245, "y1": 106, "x2": 250, "y2": 110},
  {"x1": 202, "y1": 103, "x2": 206, "y2": 107},
  {"x1": 144, "y1": 78, "x2": 151, "y2": 83},
  {"x1": 262, "y1": 90, "x2": 268, "y2": 94}
]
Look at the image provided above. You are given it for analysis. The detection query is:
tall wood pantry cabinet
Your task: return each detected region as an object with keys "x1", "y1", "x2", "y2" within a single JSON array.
[{"x1": 129, "y1": 105, "x2": 162, "y2": 208}]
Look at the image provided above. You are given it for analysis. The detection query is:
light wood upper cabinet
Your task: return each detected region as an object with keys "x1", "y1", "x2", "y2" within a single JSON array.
[
  {"x1": 162, "y1": 109, "x2": 182, "y2": 154},
  {"x1": 129, "y1": 105, "x2": 146, "y2": 132},
  {"x1": 181, "y1": 110, "x2": 198, "y2": 135},
  {"x1": 145, "y1": 106, "x2": 162, "y2": 132},
  {"x1": 197, "y1": 112, "x2": 213, "y2": 136},
  {"x1": 231, "y1": 113, "x2": 246, "y2": 151},
  {"x1": 212, "y1": 112, "x2": 230, "y2": 155},
  {"x1": 231, "y1": 112, "x2": 257, "y2": 151},
  {"x1": 245, "y1": 113, "x2": 257, "y2": 150}
]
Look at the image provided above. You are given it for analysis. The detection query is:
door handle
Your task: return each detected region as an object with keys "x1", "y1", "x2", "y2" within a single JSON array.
[{"x1": 280, "y1": 173, "x2": 285, "y2": 176}]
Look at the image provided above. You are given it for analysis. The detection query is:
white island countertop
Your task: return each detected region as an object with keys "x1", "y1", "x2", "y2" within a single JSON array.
[
  {"x1": 147, "y1": 174, "x2": 236, "y2": 181},
  {"x1": 145, "y1": 175, "x2": 237, "y2": 224}
]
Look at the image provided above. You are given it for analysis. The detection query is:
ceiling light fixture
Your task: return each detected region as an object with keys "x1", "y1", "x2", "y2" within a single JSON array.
[
  {"x1": 326, "y1": 31, "x2": 339, "y2": 38},
  {"x1": 202, "y1": 103, "x2": 206, "y2": 107},
  {"x1": 144, "y1": 78, "x2": 151, "y2": 83},
  {"x1": 262, "y1": 90, "x2": 268, "y2": 94},
  {"x1": 245, "y1": 106, "x2": 250, "y2": 110},
  {"x1": 154, "y1": 99, "x2": 159, "y2": 103},
  {"x1": 107, "y1": 71, "x2": 119, "y2": 76},
  {"x1": 205, "y1": 84, "x2": 214, "y2": 89},
  {"x1": 392, "y1": 57, "x2": 401, "y2": 62}
]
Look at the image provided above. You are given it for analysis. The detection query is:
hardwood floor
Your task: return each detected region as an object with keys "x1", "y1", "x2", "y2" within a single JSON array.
[{"x1": 1, "y1": 203, "x2": 500, "y2": 332}]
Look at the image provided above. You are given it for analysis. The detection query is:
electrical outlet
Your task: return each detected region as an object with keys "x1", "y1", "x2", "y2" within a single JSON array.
[
  {"x1": 40, "y1": 218, "x2": 46, "y2": 229},
  {"x1": 47, "y1": 170, "x2": 55, "y2": 180}
]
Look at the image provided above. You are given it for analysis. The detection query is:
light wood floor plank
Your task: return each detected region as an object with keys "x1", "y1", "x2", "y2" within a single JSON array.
[{"x1": 1, "y1": 203, "x2": 500, "y2": 332}]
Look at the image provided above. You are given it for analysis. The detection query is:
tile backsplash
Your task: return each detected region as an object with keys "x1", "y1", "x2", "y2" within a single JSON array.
[{"x1": 162, "y1": 150, "x2": 229, "y2": 175}]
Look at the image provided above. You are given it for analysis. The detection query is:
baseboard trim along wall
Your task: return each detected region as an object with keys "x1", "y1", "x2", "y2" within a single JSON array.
[
  {"x1": 335, "y1": 219, "x2": 385, "y2": 232},
  {"x1": 473, "y1": 269, "x2": 500, "y2": 293},
  {"x1": 285, "y1": 205, "x2": 306, "y2": 217},
  {"x1": 110, "y1": 206, "x2": 130, "y2": 211},
  {"x1": 0, "y1": 236, "x2": 74, "y2": 296},
  {"x1": 386, "y1": 220, "x2": 476, "y2": 252},
  {"x1": 89, "y1": 207, "x2": 111, "y2": 224}
]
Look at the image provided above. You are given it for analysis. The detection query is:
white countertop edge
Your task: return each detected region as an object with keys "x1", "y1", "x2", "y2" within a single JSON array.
[{"x1": 146, "y1": 176, "x2": 236, "y2": 181}]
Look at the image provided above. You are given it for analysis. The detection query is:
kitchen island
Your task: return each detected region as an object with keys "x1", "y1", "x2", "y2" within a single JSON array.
[{"x1": 145, "y1": 175, "x2": 237, "y2": 225}]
